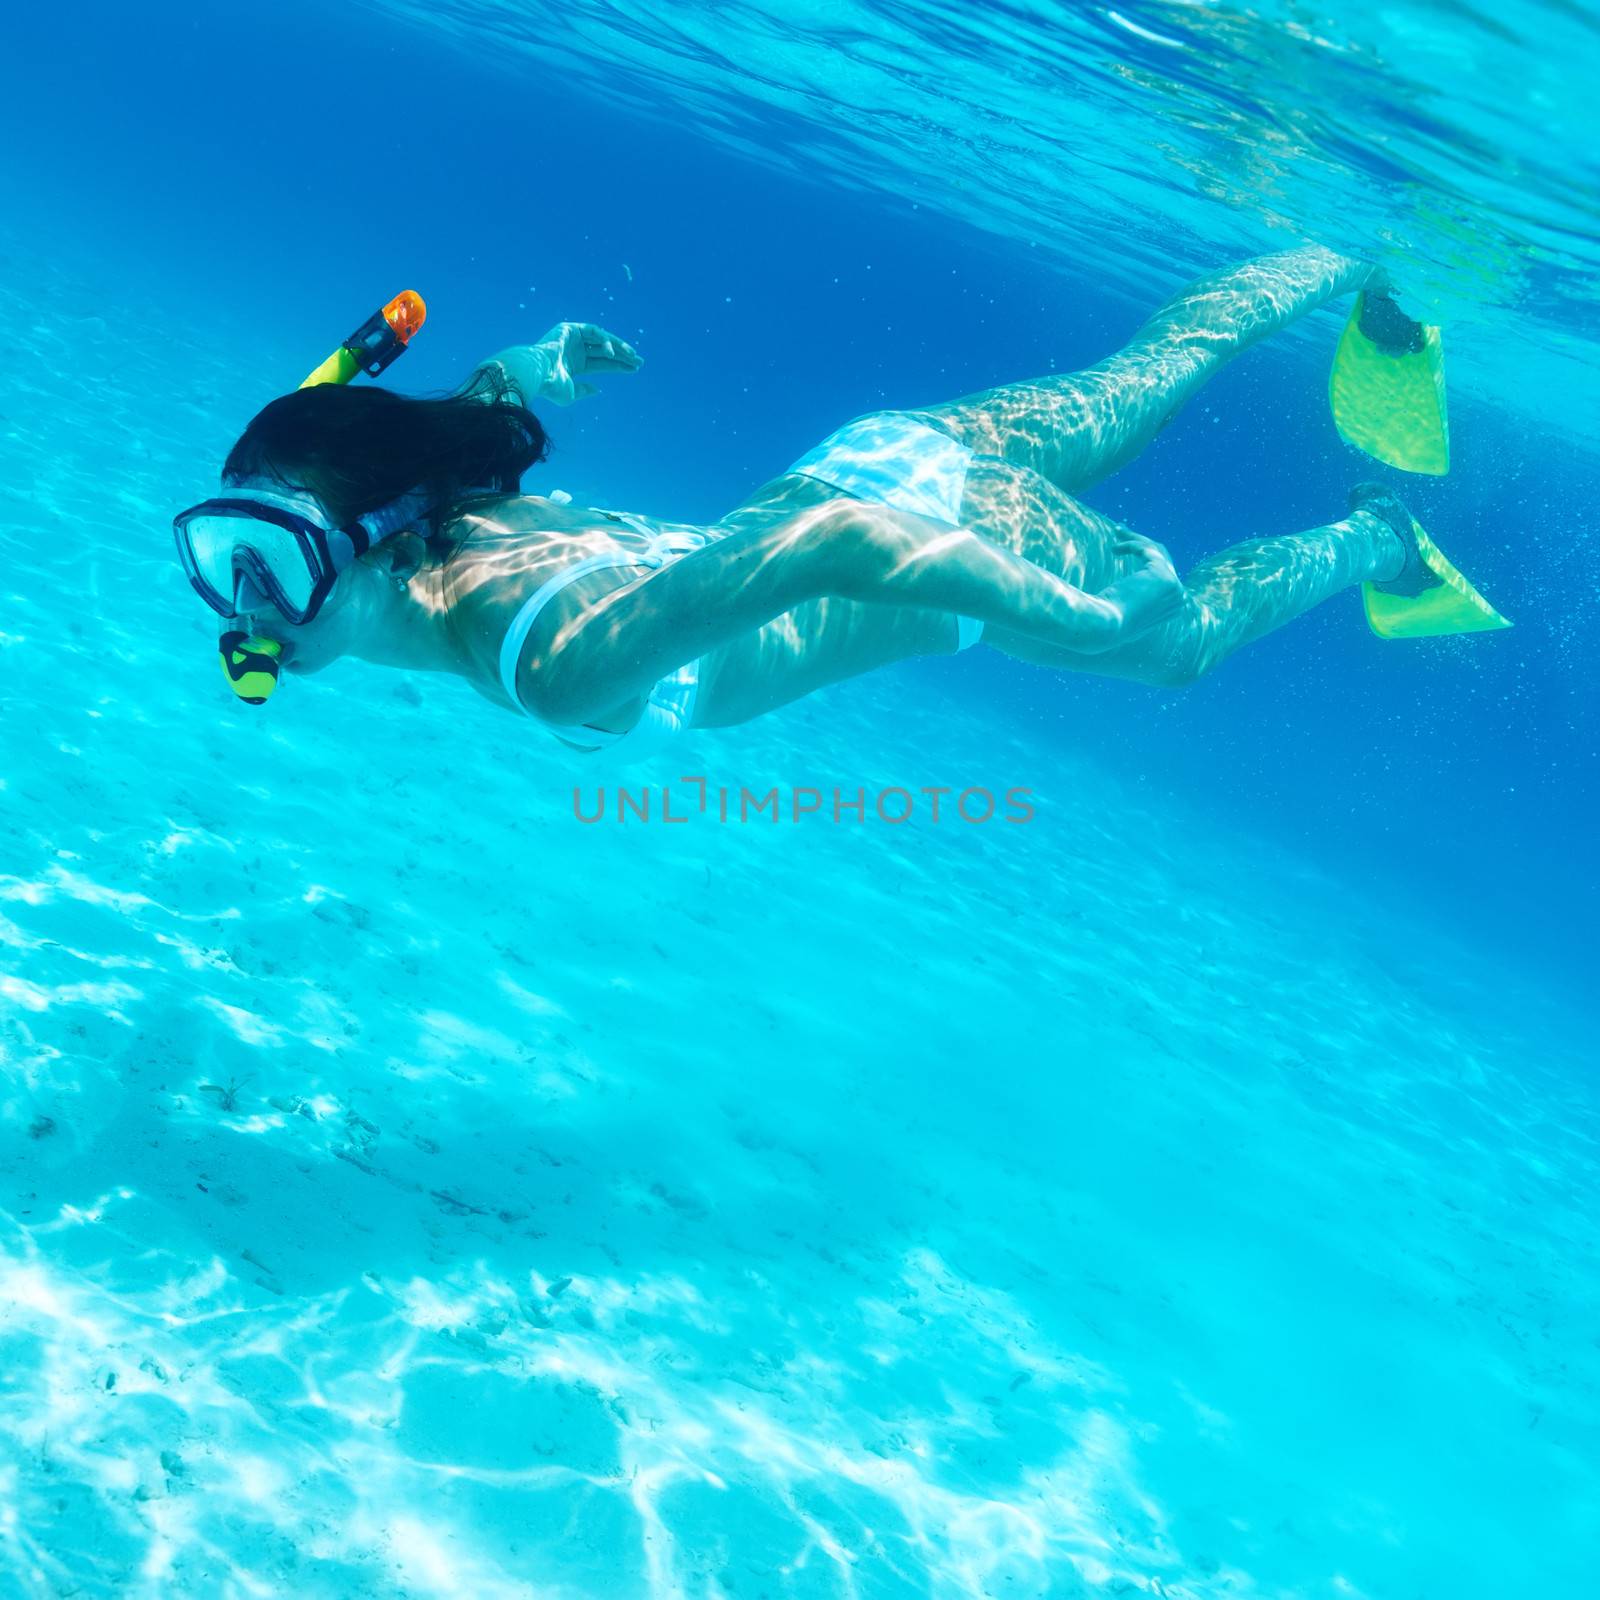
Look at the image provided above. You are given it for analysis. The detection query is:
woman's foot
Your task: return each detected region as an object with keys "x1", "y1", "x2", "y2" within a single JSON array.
[
  {"x1": 1355, "y1": 283, "x2": 1428, "y2": 355},
  {"x1": 1330, "y1": 279, "x2": 1450, "y2": 475},
  {"x1": 1348, "y1": 483, "x2": 1513, "y2": 639},
  {"x1": 1348, "y1": 481, "x2": 1432, "y2": 594}
]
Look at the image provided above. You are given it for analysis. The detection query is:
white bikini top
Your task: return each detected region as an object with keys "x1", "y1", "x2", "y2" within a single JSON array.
[{"x1": 497, "y1": 510, "x2": 708, "y2": 756}]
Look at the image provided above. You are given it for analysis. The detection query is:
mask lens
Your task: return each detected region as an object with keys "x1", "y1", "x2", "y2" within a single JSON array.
[
  {"x1": 177, "y1": 510, "x2": 247, "y2": 613},
  {"x1": 232, "y1": 520, "x2": 318, "y2": 616},
  {"x1": 174, "y1": 495, "x2": 329, "y2": 621}
]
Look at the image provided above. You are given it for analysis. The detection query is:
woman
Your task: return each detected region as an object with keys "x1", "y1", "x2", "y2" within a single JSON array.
[{"x1": 174, "y1": 247, "x2": 1473, "y2": 754}]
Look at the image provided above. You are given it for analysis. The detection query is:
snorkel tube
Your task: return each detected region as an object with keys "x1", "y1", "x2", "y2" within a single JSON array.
[
  {"x1": 299, "y1": 291, "x2": 428, "y2": 390},
  {"x1": 222, "y1": 291, "x2": 428, "y2": 704}
]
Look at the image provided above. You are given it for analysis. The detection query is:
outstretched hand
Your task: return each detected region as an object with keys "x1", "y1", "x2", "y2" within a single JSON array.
[{"x1": 536, "y1": 321, "x2": 643, "y2": 406}]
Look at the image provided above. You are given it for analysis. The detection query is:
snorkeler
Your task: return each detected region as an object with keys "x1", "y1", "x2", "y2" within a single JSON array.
[{"x1": 174, "y1": 246, "x2": 1507, "y2": 749}]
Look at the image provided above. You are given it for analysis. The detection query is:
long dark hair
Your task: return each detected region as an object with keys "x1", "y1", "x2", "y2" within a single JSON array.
[{"x1": 222, "y1": 380, "x2": 549, "y2": 525}]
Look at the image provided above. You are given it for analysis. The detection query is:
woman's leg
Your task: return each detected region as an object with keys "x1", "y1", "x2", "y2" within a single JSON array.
[
  {"x1": 991, "y1": 508, "x2": 1406, "y2": 687},
  {"x1": 1075, "y1": 510, "x2": 1401, "y2": 686},
  {"x1": 955, "y1": 453, "x2": 1405, "y2": 686},
  {"x1": 913, "y1": 246, "x2": 1370, "y2": 495}
]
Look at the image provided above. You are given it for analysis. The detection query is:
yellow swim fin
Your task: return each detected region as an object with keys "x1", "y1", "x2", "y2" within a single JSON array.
[
  {"x1": 1363, "y1": 518, "x2": 1510, "y2": 640},
  {"x1": 1330, "y1": 290, "x2": 1449, "y2": 476}
]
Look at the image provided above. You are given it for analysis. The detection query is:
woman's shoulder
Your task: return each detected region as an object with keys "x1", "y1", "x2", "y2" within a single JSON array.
[
  {"x1": 434, "y1": 494, "x2": 636, "y2": 646},
  {"x1": 444, "y1": 493, "x2": 706, "y2": 552},
  {"x1": 440, "y1": 491, "x2": 586, "y2": 543}
]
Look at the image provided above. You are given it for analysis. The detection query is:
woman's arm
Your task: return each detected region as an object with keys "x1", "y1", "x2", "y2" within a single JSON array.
[
  {"x1": 466, "y1": 323, "x2": 642, "y2": 408},
  {"x1": 826, "y1": 507, "x2": 1184, "y2": 653},
  {"x1": 523, "y1": 501, "x2": 1183, "y2": 724}
]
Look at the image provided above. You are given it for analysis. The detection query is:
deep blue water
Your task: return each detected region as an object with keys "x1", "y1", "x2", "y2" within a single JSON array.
[
  {"x1": 2, "y1": 4, "x2": 1597, "y2": 1597},
  {"x1": 7, "y1": 0, "x2": 1591, "y2": 989}
]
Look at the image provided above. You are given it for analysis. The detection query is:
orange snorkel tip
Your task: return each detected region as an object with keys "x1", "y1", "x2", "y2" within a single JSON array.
[
  {"x1": 383, "y1": 290, "x2": 427, "y2": 345},
  {"x1": 301, "y1": 290, "x2": 429, "y2": 388}
]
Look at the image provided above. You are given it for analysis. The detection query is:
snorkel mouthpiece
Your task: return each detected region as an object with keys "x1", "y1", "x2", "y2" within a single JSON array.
[
  {"x1": 300, "y1": 290, "x2": 428, "y2": 389},
  {"x1": 219, "y1": 631, "x2": 283, "y2": 704}
]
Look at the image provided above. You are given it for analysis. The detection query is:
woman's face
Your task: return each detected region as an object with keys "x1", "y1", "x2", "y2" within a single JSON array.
[
  {"x1": 229, "y1": 473, "x2": 380, "y2": 674},
  {"x1": 220, "y1": 469, "x2": 439, "y2": 677}
]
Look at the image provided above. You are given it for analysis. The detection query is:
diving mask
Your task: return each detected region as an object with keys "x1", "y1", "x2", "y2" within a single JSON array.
[{"x1": 173, "y1": 481, "x2": 432, "y2": 626}]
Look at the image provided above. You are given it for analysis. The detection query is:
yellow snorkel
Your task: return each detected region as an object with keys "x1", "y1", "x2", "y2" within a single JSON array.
[{"x1": 219, "y1": 291, "x2": 428, "y2": 704}]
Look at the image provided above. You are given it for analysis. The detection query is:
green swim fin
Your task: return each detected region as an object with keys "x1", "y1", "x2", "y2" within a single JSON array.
[
  {"x1": 1331, "y1": 291, "x2": 1450, "y2": 476},
  {"x1": 1364, "y1": 518, "x2": 1510, "y2": 640}
]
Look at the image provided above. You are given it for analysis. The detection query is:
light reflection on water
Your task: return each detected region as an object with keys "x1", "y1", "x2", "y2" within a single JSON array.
[{"x1": 351, "y1": 0, "x2": 1600, "y2": 420}]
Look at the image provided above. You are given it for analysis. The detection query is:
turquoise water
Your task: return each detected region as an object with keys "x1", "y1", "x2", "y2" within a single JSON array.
[{"x1": 3, "y1": 3, "x2": 1599, "y2": 1596}]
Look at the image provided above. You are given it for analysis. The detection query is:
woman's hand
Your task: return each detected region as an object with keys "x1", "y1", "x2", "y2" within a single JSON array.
[
  {"x1": 1099, "y1": 529, "x2": 1186, "y2": 641},
  {"x1": 1111, "y1": 529, "x2": 1179, "y2": 585},
  {"x1": 533, "y1": 322, "x2": 643, "y2": 406}
]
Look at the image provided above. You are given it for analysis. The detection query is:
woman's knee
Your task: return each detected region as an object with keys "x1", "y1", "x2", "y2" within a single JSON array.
[
  {"x1": 1120, "y1": 636, "x2": 1215, "y2": 689},
  {"x1": 1144, "y1": 656, "x2": 1210, "y2": 689}
]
